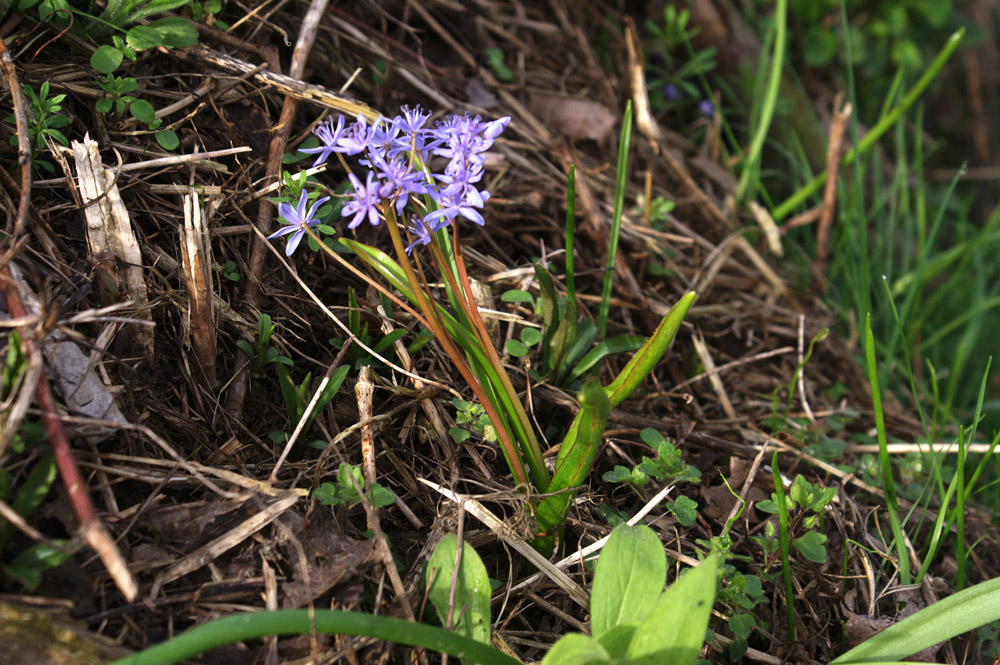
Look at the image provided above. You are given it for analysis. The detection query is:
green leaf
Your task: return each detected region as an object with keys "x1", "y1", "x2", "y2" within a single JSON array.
[
  {"x1": 424, "y1": 534, "x2": 491, "y2": 648},
  {"x1": 368, "y1": 483, "x2": 395, "y2": 508},
  {"x1": 541, "y1": 634, "x2": 611, "y2": 665},
  {"x1": 91, "y1": 45, "x2": 123, "y2": 74},
  {"x1": 564, "y1": 334, "x2": 645, "y2": 386},
  {"x1": 520, "y1": 327, "x2": 543, "y2": 346},
  {"x1": 1, "y1": 541, "x2": 71, "y2": 590},
  {"x1": 505, "y1": 339, "x2": 529, "y2": 357},
  {"x1": 104, "y1": 609, "x2": 520, "y2": 665},
  {"x1": 591, "y1": 523, "x2": 666, "y2": 639},
  {"x1": 792, "y1": 531, "x2": 827, "y2": 563},
  {"x1": 155, "y1": 129, "x2": 179, "y2": 151},
  {"x1": 127, "y1": 25, "x2": 165, "y2": 50},
  {"x1": 95, "y1": 98, "x2": 113, "y2": 113},
  {"x1": 756, "y1": 498, "x2": 779, "y2": 513},
  {"x1": 534, "y1": 378, "x2": 611, "y2": 537},
  {"x1": 627, "y1": 554, "x2": 718, "y2": 665},
  {"x1": 595, "y1": 623, "x2": 635, "y2": 660},
  {"x1": 604, "y1": 291, "x2": 695, "y2": 409},
  {"x1": 728, "y1": 613, "x2": 755, "y2": 640},
  {"x1": 148, "y1": 17, "x2": 199, "y2": 48},
  {"x1": 601, "y1": 466, "x2": 632, "y2": 484},
  {"x1": 129, "y1": 99, "x2": 156, "y2": 125},
  {"x1": 484, "y1": 46, "x2": 513, "y2": 82},
  {"x1": 667, "y1": 495, "x2": 698, "y2": 527},
  {"x1": 501, "y1": 289, "x2": 534, "y2": 304}
]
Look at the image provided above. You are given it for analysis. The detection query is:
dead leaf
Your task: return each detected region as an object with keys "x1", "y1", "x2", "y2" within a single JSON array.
[
  {"x1": 527, "y1": 93, "x2": 617, "y2": 141},
  {"x1": 281, "y1": 510, "x2": 376, "y2": 608}
]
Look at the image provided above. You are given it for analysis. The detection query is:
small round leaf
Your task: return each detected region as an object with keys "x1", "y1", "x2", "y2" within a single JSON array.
[
  {"x1": 155, "y1": 129, "x2": 180, "y2": 151},
  {"x1": 91, "y1": 46, "x2": 123, "y2": 74}
]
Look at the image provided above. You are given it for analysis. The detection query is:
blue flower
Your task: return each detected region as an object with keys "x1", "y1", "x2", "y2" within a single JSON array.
[
  {"x1": 342, "y1": 171, "x2": 382, "y2": 229},
  {"x1": 405, "y1": 218, "x2": 433, "y2": 254},
  {"x1": 371, "y1": 153, "x2": 431, "y2": 214},
  {"x1": 698, "y1": 99, "x2": 715, "y2": 118},
  {"x1": 337, "y1": 115, "x2": 376, "y2": 155},
  {"x1": 268, "y1": 189, "x2": 331, "y2": 256},
  {"x1": 300, "y1": 115, "x2": 346, "y2": 167}
]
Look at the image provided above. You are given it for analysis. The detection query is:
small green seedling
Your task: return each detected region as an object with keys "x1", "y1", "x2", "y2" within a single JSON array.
[
  {"x1": 757, "y1": 475, "x2": 836, "y2": 564},
  {"x1": 603, "y1": 428, "x2": 702, "y2": 490},
  {"x1": 543, "y1": 523, "x2": 718, "y2": 665},
  {"x1": 313, "y1": 462, "x2": 394, "y2": 510},
  {"x1": 449, "y1": 398, "x2": 497, "y2": 444},
  {"x1": 218, "y1": 260, "x2": 240, "y2": 282},
  {"x1": 4, "y1": 82, "x2": 70, "y2": 174},
  {"x1": 236, "y1": 313, "x2": 292, "y2": 377}
]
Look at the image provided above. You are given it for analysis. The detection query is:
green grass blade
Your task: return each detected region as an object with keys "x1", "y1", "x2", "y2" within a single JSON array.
[
  {"x1": 830, "y1": 576, "x2": 1000, "y2": 663},
  {"x1": 598, "y1": 101, "x2": 632, "y2": 338},
  {"x1": 772, "y1": 451, "x2": 795, "y2": 644},
  {"x1": 105, "y1": 609, "x2": 522, "y2": 665},
  {"x1": 864, "y1": 313, "x2": 910, "y2": 585},
  {"x1": 735, "y1": 0, "x2": 786, "y2": 203},
  {"x1": 565, "y1": 165, "x2": 577, "y2": 311},
  {"x1": 772, "y1": 27, "x2": 965, "y2": 221}
]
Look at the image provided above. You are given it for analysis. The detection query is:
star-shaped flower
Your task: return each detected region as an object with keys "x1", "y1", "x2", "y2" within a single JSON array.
[{"x1": 267, "y1": 189, "x2": 330, "y2": 256}]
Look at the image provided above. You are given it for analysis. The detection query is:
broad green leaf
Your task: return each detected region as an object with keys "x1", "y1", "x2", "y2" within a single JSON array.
[
  {"x1": 130, "y1": 99, "x2": 156, "y2": 125},
  {"x1": 127, "y1": 25, "x2": 165, "y2": 50},
  {"x1": 604, "y1": 291, "x2": 695, "y2": 409},
  {"x1": 91, "y1": 45, "x2": 123, "y2": 74},
  {"x1": 96, "y1": 98, "x2": 113, "y2": 113},
  {"x1": 627, "y1": 554, "x2": 718, "y2": 665},
  {"x1": 595, "y1": 623, "x2": 635, "y2": 660},
  {"x1": 424, "y1": 534, "x2": 491, "y2": 648},
  {"x1": 0, "y1": 454, "x2": 55, "y2": 551},
  {"x1": 147, "y1": 17, "x2": 198, "y2": 48},
  {"x1": 831, "y1": 576, "x2": 1000, "y2": 663},
  {"x1": 591, "y1": 524, "x2": 666, "y2": 639},
  {"x1": 792, "y1": 531, "x2": 827, "y2": 563},
  {"x1": 534, "y1": 378, "x2": 610, "y2": 536},
  {"x1": 540, "y1": 634, "x2": 611, "y2": 665}
]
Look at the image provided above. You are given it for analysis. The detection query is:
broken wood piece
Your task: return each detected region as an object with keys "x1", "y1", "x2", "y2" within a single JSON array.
[
  {"x1": 71, "y1": 135, "x2": 154, "y2": 359},
  {"x1": 180, "y1": 190, "x2": 218, "y2": 388}
]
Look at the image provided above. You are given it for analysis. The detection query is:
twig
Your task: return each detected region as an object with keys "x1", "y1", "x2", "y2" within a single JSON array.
[
  {"x1": 0, "y1": 268, "x2": 138, "y2": 601},
  {"x1": 0, "y1": 35, "x2": 32, "y2": 238}
]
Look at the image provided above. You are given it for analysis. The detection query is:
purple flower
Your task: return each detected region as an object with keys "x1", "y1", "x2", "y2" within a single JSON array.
[
  {"x1": 405, "y1": 218, "x2": 433, "y2": 254},
  {"x1": 372, "y1": 153, "x2": 431, "y2": 214},
  {"x1": 664, "y1": 83, "x2": 681, "y2": 101},
  {"x1": 267, "y1": 189, "x2": 331, "y2": 256},
  {"x1": 342, "y1": 171, "x2": 382, "y2": 229},
  {"x1": 698, "y1": 98, "x2": 715, "y2": 118},
  {"x1": 337, "y1": 115, "x2": 376, "y2": 155},
  {"x1": 424, "y1": 183, "x2": 489, "y2": 229},
  {"x1": 300, "y1": 115, "x2": 346, "y2": 167},
  {"x1": 398, "y1": 105, "x2": 430, "y2": 134}
]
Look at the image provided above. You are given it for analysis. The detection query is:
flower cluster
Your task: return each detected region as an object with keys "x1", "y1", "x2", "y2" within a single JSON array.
[{"x1": 268, "y1": 106, "x2": 510, "y2": 256}]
